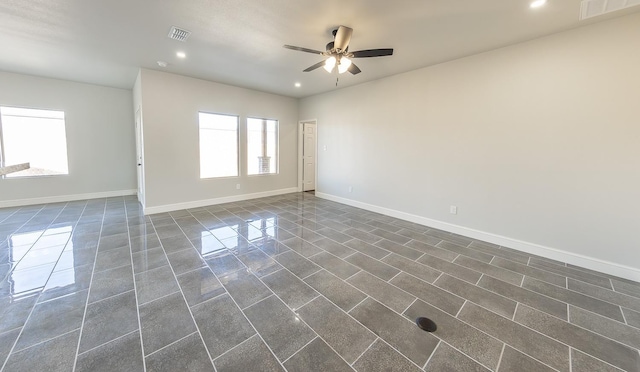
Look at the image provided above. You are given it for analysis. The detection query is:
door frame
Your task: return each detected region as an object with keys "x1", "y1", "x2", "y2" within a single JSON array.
[
  {"x1": 135, "y1": 107, "x2": 145, "y2": 208},
  {"x1": 298, "y1": 119, "x2": 318, "y2": 192}
]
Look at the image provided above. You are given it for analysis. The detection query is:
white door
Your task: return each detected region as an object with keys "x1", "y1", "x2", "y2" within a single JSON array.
[
  {"x1": 303, "y1": 123, "x2": 316, "y2": 191},
  {"x1": 135, "y1": 108, "x2": 145, "y2": 206}
]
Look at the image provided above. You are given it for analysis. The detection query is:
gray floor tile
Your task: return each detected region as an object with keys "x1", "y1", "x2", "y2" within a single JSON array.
[
  {"x1": 54, "y1": 248, "x2": 97, "y2": 271},
  {"x1": 237, "y1": 249, "x2": 282, "y2": 277},
  {"x1": 309, "y1": 251, "x2": 360, "y2": 280},
  {"x1": 624, "y1": 307, "x2": 640, "y2": 329},
  {"x1": 370, "y1": 230, "x2": 411, "y2": 245},
  {"x1": 15, "y1": 289, "x2": 87, "y2": 350},
  {"x1": 78, "y1": 290, "x2": 138, "y2": 352},
  {"x1": 285, "y1": 226, "x2": 324, "y2": 243},
  {"x1": 317, "y1": 227, "x2": 355, "y2": 243},
  {"x1": 145, "y1": 333, "x2": 215, "y2": 372},
  {"x1": 281, "y1": 237, "x2": 323, "y2": 257},
  {"x1": 40, "y1": 264, "x2": 93, "y2": 303},
  {"x1": 298, "y1": 297, "x2": 376, "y2": 363},
  {"x1": 261, "y1": 269, "x2": 318, "y2": 310},
  {"x1": 424, "y1": 342, "x2": 491, "y2": 372},
  {"x1": 367, "y1": 220, "x2": 402, "y2": 233},
  {"x1": 205, "y1": 250, "x2": 246, "y2": 276},
  {"x1": 612, "y1": 279, "x2": 640, "y2": 299},
  {"x1": 405, "y1": 299, "x2": 502, "y2": 370},
  {"x1": 375, "y1": 239, "x2": 421, "y2": 260},
  {"x1": 254, "y1": 238, "x2": 291, "y2": 257},
  {"x1": 4, "y1": 330, "x2": 79, "y2": 372},
  {"x1": 570, "y1": 349, "x2": 625, "y2": 372},
  {"x1": 88, "y1": 264, "x2": 134, "y2": 303},
  {"x1": 490, "y1": 256, "x2": 566, "y2": 287},
  {"x1": 166, "y1": 248, "x2": 206, "y2": 275},
  {"x1": 418, "y1": 254, "x2": 482, "y2": 284},
  {"x1": 529, "y1": 260, "x2": 612, "y2": 289},
  {"x1": 405, "y1": 239, "x2": 459, "y2": 261},
  {"x1": 132, "y1": 247, "x2": 169, "y2": 273},
  {"x1": 347, "y1": 271, "x2": 415, "y2": 313},
  {"x1": 274, "y1": 250, "x2": 321, "y2": 279},
  {"x1": 135, "y1": 264, "x2": 180, "y2": 305},
  {"x1": 345, "y1": 252, "x2": 400, "y2": 281},
  {"x1": 390, "y1": 272, "x2": 465, "y2": 316},
  {"x1": 396, "y1": 229, "x2": 441, "y2": 246},
  {"x1": 437, "y1": 241, "x2": 493, "y2": 263},
  {"x1": 343, "y1": 229, "x2": 383, "y2": 245},
  {"x1": 568, "y1": 278, "x2": 640, "y2": 312},
  {"x1": 426, "y1": 230, "x2": 474, "y2": 247},
  {"x1": 458, "y1": 302, "x2": 569, "y2": 372},
  {"x1": 139, "y1": 292, "x2": 196, "y2": 355},
  {"x1": 75, "y1": 331, "x2": 144, "y2": 372},
  {"x1": 349, "y1": 298, "x2": 439, "y2": 367},
  {"x1": 454, "y1": 255, "x2": 523, "y2": 286},
  {"x1": 515, "y1": 304, "x2": 640, "y2": 371},
  {"x1": 283, "y1": 337, "x2": 353, "y2": 372},
  {"x1": 344, "y1": 238, "x2": 389, "y2": 259},
  {"x1": 570, "y1": 305, "x2": 640, "y2": 349},
  {"x1": 0, "y1": 328, "x2": 21, "y2": 366},
  {"x1": 158, "y1": 235, "x2": 193, "y2": 254},
  {"x1": 97, "y1": 233, "x2": 129, "y2": 252},
  {"x1": 243, "y1": 295, "x2": 316, "y2": 360},
  {"x1": 219, "y1": 269, "x2": 271, "y2": 309},
  {"x1": 304, "y1": 270, "x2": 367, "y2": 311},
  {"x1": 498, "y1": 345, "x2": 556, "y2": 372},
  {"x1": 478, "y1": 275, "x2": 568, "y2": 319},
  {"x1": 312, "y1": 237, "x2": 356, "y2": 258},
  {"x1": 213, "y1": 335, "x2": 284, "y2": 372},
  {"x1": 129, "y1": 233, "x2": 161, "y2": 253},
  {"x1": 192, "y1": 294, "x2": 255, "y2": 358},
  {"x1": 435, "y1": 274, "x2": 517, "y2": 318},
  {"x1": 176, "y1": 267, "x2": 225, "y2": 307},
  {"x1": 523, "y1": 277, "x2": 624, "y2": 321},
  {"x1": 0, "y1": 295, "x2": 38, "y2": 333},
  {"x1": 352, "y1": 338, "x2": 421, "y2": 372},
  {"x1": 382, "y1": 253, "x2": 442, "y2": 283}
]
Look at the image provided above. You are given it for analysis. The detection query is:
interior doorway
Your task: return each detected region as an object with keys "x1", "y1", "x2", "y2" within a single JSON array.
[
  {"x1": 298, "y1": 120, "x2": 317, "y2": 192},
  {"x1": 135, "y1": 107, "x2": 145, "y2": 207}
]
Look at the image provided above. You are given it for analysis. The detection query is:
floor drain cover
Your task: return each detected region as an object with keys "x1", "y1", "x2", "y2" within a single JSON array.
[{"x1": 416, "y1": 317, "x2": 437, "y2": 332}]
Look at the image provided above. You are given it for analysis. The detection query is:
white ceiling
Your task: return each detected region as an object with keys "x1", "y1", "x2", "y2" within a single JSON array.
[{"x1": 1, "y1": 0, "x2": 638, "y2": 98}]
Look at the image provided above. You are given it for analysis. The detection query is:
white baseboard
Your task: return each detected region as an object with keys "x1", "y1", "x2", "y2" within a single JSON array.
[
  {"x1": 0, "y1": 189, "x2": 137, "y2": 208},
  {"x1": 316, "y1": 192, "x2": 640, "y2": 282},
  {"x1": 144, "y1": 187, "x2": 299, "y2": 215}
]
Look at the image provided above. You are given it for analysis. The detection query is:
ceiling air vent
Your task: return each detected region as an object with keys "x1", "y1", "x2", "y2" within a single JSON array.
[
  {"x1": 580, "y1": 0, "x2": 640, "y2": 20},
  {"x1": 168, "y1": 26, "x2": 191, "y2": 42}
]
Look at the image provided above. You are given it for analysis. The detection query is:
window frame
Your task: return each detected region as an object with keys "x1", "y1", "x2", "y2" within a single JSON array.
[
  {"x1": 0, "y1": 105, "x2": 69, "y2": 179},
  {"x1": 246, "y1": 116, "x2": 279, "y2": 177},
  {"x1": 198, "y1": 111, "x2": 240, "y2": 179}
]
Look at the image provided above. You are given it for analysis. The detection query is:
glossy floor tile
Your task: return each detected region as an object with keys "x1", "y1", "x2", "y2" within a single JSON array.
[{"x1": 1, "y1": 193, "x2": 639, "y2": 371}]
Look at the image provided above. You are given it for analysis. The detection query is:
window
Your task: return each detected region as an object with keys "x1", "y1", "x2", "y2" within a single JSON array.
[
  {"x1": 247, "y1": 118, "x2": 278, "y2": 175},
  {"x1": 0, "y1": 106, "x2": 69, "y2": 178},
  {"x1": 199, "y1": 112, "x2": 238, "y2": 178}
]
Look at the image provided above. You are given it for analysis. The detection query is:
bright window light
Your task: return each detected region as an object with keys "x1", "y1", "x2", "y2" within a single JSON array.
[
  {"x1": 0, "y1": 106, "x2": 69, "y2": 178},
  {"x1": 530, "y1": 0, "x2": 547, "y2": 8},
  {"x1": 199, "y1": 112, "x2": 238, "y2": 178},
  {"x1": 247, "y1": 118, "x2": 278, "y2": 175}
]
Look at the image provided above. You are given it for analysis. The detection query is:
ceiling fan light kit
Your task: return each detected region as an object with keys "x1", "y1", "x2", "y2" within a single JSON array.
[{"x1": 284, "y1": 25, "x2": 394, "y2": 76}]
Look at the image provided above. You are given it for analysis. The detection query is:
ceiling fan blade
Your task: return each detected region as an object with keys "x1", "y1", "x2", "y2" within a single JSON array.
[
  {"x1": 351, "y1": 48, "x2": 394, "y2": 58},
  {"x1": 348, "y1": 63, "x2": 361, "y2": 75},
  {"x1": 283, "y1": 45, "x2": 324, "y2": 55},
  {"x1": 303, "y1": 60, "x2": 327, "y2": 72},
  {"x1": 333, "y1": 26, "x2": 353, "y2": 52}
]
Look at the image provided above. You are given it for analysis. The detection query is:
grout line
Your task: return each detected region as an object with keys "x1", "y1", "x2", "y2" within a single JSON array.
[
  {"x1": 495, "y1": 343, "x2": 506, "y2": 372},
  {"x1": 144, "y1": 331, "x2": 198, "y2": 358},
  {"x1": 421, "y1": 340, "x2": 440, "y2": 369},
  {"x1": 11, "y1": 327, "x2": 81, "y2": 354},
  {"x1": 512, "y1": 303, "x2": 519, "y2": 321},
  {"x1": 386, "y1": 271, "x2": 403, "y2": 283},
  {"x1": 76, "y1": 329, "x2": 139, "y2": 356},
  {"x1": 349, "y1": 337, "x2": 379, "y2": 367},
  {"x1": 620, "y1": 306, "x2": 628, "y2": 325},
  {"x1": 455, "y1": 300, "x2": 467, "y2": 318},
  {"x1": 343, "y1": 269, "x2": 362, "y2": 282},
  {"x1": 401, "y1": 298, "x2": 418, "y2": 315},
  {"x1": 520, "y1": 275, "x2": 525, "y2": 287},
  {"x1": 280, "y1": 336, "x2": 319, "y2": 365},
  {"x1": 291, "y1": 295, "x2": 321, "y2": 312},
  {"x1": 346, "y1": 296, "x2": 371, "y2": 314},
  {"x1": 476, "y1": 273, "x2": 484, "y2": 285}
]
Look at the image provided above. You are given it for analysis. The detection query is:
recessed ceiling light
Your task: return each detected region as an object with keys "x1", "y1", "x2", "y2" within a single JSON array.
[
  {"x1": 157, "y1": 60, "x2": 168, "y2": 67},
  {"x1": 530, "y1": 0, "x2": 547, "y2": 8},
  {"x1": 295, "y1": 82, "x2": 301, "y2": 88},
  {"x1": 176, "y1": 51, "x2": 186, "y2": 58}
]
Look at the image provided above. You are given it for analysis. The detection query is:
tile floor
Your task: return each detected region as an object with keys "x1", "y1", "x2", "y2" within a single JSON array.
[{"x1": 0, "y1": 193, "x2": 639, "y2": 372}]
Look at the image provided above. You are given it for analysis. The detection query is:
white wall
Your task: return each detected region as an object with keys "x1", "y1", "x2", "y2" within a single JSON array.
[
  {"x1": 138, "y1": 69, "x2": 298, "y2": 212},
  {"x1": 0, "y1": 71, "x2": 136, "y2": 206},
  {"x1": 299, "y1": 13, "x2": 640, "y2": 278}
]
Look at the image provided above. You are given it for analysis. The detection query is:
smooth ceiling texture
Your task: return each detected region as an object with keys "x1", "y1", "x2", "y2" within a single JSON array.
[{"x1": 0, "y1": 0, "x2": 638, "y2": 98}]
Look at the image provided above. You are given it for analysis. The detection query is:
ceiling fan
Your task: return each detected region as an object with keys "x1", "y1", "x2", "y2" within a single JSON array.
[{"x1": 284, "y1": 26, "x2": 393, "y2": 75}]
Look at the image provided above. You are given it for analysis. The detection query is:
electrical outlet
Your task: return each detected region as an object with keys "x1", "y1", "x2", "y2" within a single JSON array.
[
  {"x1": 348, "y1": 186, "x2": 353, "y2": 193},
  {"x1": 236, "y1": 184, "x2": 241, "y2": 190},
  {"x1": 450, "y1": 206, "x2": 457, "y2": 215}
]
